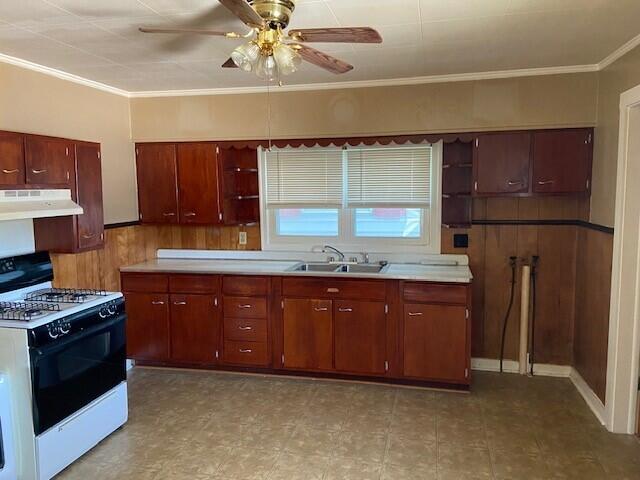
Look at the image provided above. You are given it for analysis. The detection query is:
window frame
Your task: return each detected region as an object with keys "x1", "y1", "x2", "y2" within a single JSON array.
[{"x1": 258, "y1": 141, "x2": 442, "y2": 254}]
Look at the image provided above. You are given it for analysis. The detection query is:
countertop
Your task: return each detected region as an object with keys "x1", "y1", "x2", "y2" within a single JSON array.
[{"x1": 120, "y1": 258, "x2": 473, "y2": 283}]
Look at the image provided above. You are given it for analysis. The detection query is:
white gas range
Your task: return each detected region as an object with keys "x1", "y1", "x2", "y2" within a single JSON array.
[{"x1": 0, "y1": 252, "x2": 128, "y2": 480}]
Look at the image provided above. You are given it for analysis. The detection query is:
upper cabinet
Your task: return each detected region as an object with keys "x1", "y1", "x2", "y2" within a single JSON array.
[
  {"x1": 472, "y1": 128, "x2": 593, "y2": 198},
  {"x1": 532, "y1": 129, "x2": 593, "y2": 194},
  {"x1": 473, "y1": 132, "x2": 531, "y2": 195},
  {"x1": 135, "y1": 142, "x2": 259, "y2": 226},
  {"x1": 0, "y1": 131, "x2": 25, "y2": 186},
  {"x1": 136, "y1": 143, "x2": 179, "y2": 224},
  {"x1": 25, "y1": 135, "x2": 75, "y2": 187},
  {"x1": 176, "y1": 143, "x2": 221, "y2": 224}
]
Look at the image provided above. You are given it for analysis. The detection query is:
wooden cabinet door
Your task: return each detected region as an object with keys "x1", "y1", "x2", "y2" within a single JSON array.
[
  {"x1": 75, "y1": 143, "x2": 104, "y2": 250},
  {"x1": 533, "y1": 129, "x2": 592, "y2": 193},
  {"x1": 283, "y1": 298, "x2": 333, "y2": 371},
  {"x1": 177, "y1": 143, "x2": 221, "y2": 224},
  {"x1": 334, "y1": 300, "x2": 387, "y2": 375},
  {"x1": 474, "y1": 133, "x2": 531, "y2": 195},
  {"x1": 136, "y1": 144, "x2": 178, "y2": 224},
  {"x1": 0, "y1": 131, "x2": 25, "y2": 186},
  {"x1": 25, "y1": 136, "x2": 75, "y2": 186},
  {"x1": 169, "y1": 294, "x2": 220, "y2": 364},
  {"x1": 124, "y1": 292, "x2": 170, "y2": 361},
  {"x1": 403, "y1": 304, "x2": 467, "y2": 383}
]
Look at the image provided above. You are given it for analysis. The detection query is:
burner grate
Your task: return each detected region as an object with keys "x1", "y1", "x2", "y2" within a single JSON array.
[
  {"x1": 25, "y1": 288, "x2": 108, "y2": 304},
  {"x1": 0, "y1": 301, "x2": 60, "y2": 321}
]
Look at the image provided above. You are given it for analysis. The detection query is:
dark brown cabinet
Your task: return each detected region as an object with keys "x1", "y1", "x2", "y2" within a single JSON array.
[
  {"x1": 403, "y1": 304, "x2": 468, "y2": 383},
  {"x1": 334, "y1": 300, "x2": 387, "y2": 375},
  {"x1": 0, "y1": 131, "x2": 25, "y2": 186},
  {"x1": 473, "y1": 132, "x2": 531, "y2": 195},
  {"x1": 283, "y1": 298, "x2": 333, "y2": 371},
  {"x1": 170, "y1": 294, "x2": 220, "y2": 364},
  {"x1": 135, "y1": 143, "x2": 179, "y2": 224},
  {"x1": 25, "y1": 135, "x2": 75, "y2": 186},
  {"x1": 123, "y1": 292, "x2": 170, "y2": 362},
  {"x1": 532, "y1": 129, "x2": 592, "y2": 194},
  {"x1": 177, "y1": 143, "x2": 221, "y2": 224}
]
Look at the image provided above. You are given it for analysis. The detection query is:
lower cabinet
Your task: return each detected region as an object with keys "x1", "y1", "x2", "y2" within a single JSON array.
[
  {"x1": 403, "y1": 304, "x2": 468, "y2": 383},
  {"x1": 124, "y1": 292, "x2": 170, "y2": 362},
  {"x1": 283, "y1": 298, "x2": 333, "y2": 371},
  {"x1": 169, "y1": 294, "x2": 220, "y2": 364},
  {"x1": 334, "y1": 300, "x2": 387, "y2": 375}
]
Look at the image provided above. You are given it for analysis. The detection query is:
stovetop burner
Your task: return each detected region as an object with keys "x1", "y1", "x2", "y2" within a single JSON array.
[
  {"x1": 25, "y1": 288, "x2": 108, "y2": 304},
  {"x1": 0, "y1": 301, "x2": 61, "y2": 321}
]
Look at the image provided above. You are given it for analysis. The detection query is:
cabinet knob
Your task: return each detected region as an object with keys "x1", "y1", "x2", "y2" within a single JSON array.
[{"x1": 2, "y1": 169, "x2": 18, "y2": 174}]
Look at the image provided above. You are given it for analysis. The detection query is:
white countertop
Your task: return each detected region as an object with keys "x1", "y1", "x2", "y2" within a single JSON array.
[{"x1": 121, "y1": 257, "x2": 473, "y2": 283}]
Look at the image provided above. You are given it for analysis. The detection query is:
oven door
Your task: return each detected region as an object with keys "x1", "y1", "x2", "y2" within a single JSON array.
[{"x1": 30, "y1": 314, "x2": 126, "y2": 436}]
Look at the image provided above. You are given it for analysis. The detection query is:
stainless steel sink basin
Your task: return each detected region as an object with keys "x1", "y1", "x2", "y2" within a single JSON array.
[
  {"x1": 337, "y1": 264, "x2": 384, "y2": 274},
  {"x1": 291, "y1": 263, "x2": 344, "y2": 272}
]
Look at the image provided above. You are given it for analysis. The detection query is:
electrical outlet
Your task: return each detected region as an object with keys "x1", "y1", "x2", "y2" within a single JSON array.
[{"x1": 239, "y1": 231, "x2": 247, "y2": 245}]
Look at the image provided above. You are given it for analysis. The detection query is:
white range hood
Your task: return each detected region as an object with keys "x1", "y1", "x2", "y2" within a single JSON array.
[{"x1": 0, "y1": 190, "x2": 83, "y2": 221}]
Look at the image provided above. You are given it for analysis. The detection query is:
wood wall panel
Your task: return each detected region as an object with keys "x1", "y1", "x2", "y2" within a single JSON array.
[
  {"x1": 51, "y1": 224, "x2": 261, "y2": 291},
  {"x1": 574, "y1": 227, "x2": 613, "y2": 402}
]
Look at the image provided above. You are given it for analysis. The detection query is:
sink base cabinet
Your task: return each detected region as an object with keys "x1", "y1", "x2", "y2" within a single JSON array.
[{"x1": 122, "y1": 272, "x2": 472, "y2": 389}]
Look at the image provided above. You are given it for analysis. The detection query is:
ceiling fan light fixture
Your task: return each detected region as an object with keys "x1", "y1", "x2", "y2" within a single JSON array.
[
  {"x1": 231, "y1": 41, "x2": 261, "y2": 71},
  {"x1": 255, "y1": 54, "x2": 279, "y2": 81},
  {"x1": 273, "y1": 43, "x2": 301, "y2": 75}
]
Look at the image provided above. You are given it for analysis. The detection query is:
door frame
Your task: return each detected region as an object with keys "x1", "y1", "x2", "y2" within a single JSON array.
[{"x1": 606, "y1": 83, "x2": 640, "y2": 433}]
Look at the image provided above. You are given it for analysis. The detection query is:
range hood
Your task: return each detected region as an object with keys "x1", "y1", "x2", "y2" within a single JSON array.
[{"x1": 0, "y1": 190, "x2": 83, "y2": 221}]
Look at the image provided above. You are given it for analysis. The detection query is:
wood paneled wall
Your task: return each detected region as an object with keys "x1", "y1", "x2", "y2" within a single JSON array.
[
  {"x1": 574, "y1": 227, "x2": 614, "y2": 402},
  {"x1": 442, "y1": 196, "x2": 590, "y2": 364},
  {"x1": 51, "y1": 224, "x2": 261, "y2": 291}
]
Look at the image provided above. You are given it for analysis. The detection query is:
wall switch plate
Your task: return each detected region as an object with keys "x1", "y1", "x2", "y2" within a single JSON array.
[
  {"x1": 239, "y1": 231, "x2": 247, "y2": 245},
  {"x1": 453, "y1": 233, "x2": 469, "y2": 248}
]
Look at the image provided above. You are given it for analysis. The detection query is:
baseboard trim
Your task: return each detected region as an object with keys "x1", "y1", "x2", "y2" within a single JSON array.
[
  {"x1": 569, "y1": 367, "x2": 606, "y2": 425},
  {"x1": 471, "y1": 357, "x2": 571, "y2": 377}
]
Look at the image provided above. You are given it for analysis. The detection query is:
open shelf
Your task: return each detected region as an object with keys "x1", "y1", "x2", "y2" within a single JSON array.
[
  {"x1": 442, "y1": 141, "x2": 473, "y2": 228},
  {"x1": 219, "y1": 147, "x2": 261, "y2": 226}
]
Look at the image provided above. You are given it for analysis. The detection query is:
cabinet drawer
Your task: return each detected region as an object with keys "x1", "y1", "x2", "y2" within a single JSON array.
[
  {"x1": 121, "y1": 273, "x2": 168, "y2": 293},
  {"x1": 403, "y1": 282, "x2": 467, "y2": 305},
  {"x1": 223, "y1": 276, "x2": 269, "y2": 296},
  {"x1": 223, "y1": 296, "x2": 267, "y2": 318},
  {"x1": 169, "y1": 274, "x2": 219, "y2": 294},
  {"x1": 223, "y1": 340, "x2": 269, "y2": 366},
  {"x1": 224, "y1": 317, "x2": 267, "y2": 342},
  {"x1": 282, "y1": 278, "x2": 386, "y2": 301}
]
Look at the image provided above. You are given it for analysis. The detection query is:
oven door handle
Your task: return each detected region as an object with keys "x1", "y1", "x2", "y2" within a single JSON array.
[{"x1": 30, "y1": 314, "x2": 126, "y2": 359}]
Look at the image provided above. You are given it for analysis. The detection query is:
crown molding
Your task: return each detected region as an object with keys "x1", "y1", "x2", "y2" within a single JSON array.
[
  {"x1": 128, "y1": 64, "x2": 599, "y2": 98},
  {"x1": 598, "y1": 32, "x2": 640, "y2": 70},
  {"x1": 0, "y1": 52, "x2": 130, "y2": 98}
]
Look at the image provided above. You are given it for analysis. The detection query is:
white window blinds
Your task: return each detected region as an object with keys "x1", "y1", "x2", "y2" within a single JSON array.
[
  {"x1": 264, "y1": 147, "x2": 343, "y2": 208},
  {"x1": 346, "y1": 145, "x2": 432, "y2": 208}
]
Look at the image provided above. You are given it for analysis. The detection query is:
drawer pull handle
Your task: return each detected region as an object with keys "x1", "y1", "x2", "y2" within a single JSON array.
[
  {"x1": 31, "y1": 168, "x2": 47, "y2": 174},
  {"x1": 507, "y1": 180, "x2": 524, "y2": 186},
  {"x1": 151, "y1": 301, "x2": 165, "y2": 305},
  {"x1": 338, "y1": 308, "x2": 353, "y2": 313},
  {"x1": 2, "y1": 169, "x2": 18, "y2": 174},
  {"x1": 163, "y1": 212, "x2": 176, "y2": 217},
  {"x1": 238, "y1": 304, "x2": 253, "y2": 309},
  {"x1": 408, "y1": 312, "x2": 423, "y2": 317},
  {"x1": 238, "y1": 326, "x2": 253, "y2": 330},
  {"x1": 239, "y1": 349, "x2": 252, "y2": 353},
  {"x1": 82, "y1": 233, "x2": 96, "y2": 239},
  {"x1": 314, "y1": 307, "x2": 328, "y2": 312},
  {"x1": 327, "y1": 288, "x2": 339, "y2": 293},
  {"x1": 537, "y1": 180, "x2": 554, "y2": 185},
  {"x1": 184, "y1": 212, "x2": 197, "y2": 217},
  {"x1": 173, "y1": 301, "x2": 187, "y2": 305}
]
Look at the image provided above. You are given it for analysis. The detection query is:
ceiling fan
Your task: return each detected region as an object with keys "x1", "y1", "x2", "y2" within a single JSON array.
[{"x1": 139, "y1": 0, "x2": 382, "y2": 82}]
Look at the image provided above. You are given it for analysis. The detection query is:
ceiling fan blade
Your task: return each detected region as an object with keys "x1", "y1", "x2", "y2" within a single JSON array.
[
  {"x1": 288, "y1": 27, "x2": 382, "y2": 44},
  {"x1": 222, "y1": 58, "x2": 238, "y2": 68},
  {"x1": 290, "y1": 44, "x2": 353, "y2": 74},
  {"x1": 218, "y1": 0, "x2": 265, "y2": 28},
  {"x1": 139, "y1": 27, "x2": 240, "y2": 37}
]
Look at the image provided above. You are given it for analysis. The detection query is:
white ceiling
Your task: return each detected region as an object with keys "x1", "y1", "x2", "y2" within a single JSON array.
[{"x1": 0, "y1": 0, "x2": 638, "y2": 94}]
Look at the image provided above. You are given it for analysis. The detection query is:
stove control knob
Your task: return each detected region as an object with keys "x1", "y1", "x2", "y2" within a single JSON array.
[
  {"x1": 48, "y1": 325, "x2": 59, "y2": 339},
  {"x1": 59, "y1": 323, "x2": 70, "y2": 335},
  {"x1": 99, "y1": 308, "x2": 108, "y2": 319},
  {"x1": 107, "y1": 304, "x2": 117, "y2": 315}
]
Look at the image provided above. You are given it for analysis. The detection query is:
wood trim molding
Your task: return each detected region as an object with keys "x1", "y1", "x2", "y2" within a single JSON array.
[
  {"x1": 570, "y1": 367, "x2": 606, "y2": 425},
  {"x1": 471, "y1": 219, "x2": 613, "y2": 234}
]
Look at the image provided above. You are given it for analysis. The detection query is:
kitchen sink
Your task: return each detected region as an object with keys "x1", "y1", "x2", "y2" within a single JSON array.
[{"x1": 289, "y1": 262, "x2": 387, "y2": 274}]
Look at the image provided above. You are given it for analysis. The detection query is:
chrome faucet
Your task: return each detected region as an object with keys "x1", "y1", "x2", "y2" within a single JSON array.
[{"x1": 322, "y1": 245, "x2": 345, "y2": 262}]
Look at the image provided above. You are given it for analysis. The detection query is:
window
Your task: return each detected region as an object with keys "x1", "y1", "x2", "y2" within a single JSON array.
[{"x1": 260, "y1": 142, "x2": 442, "y2": 253}]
